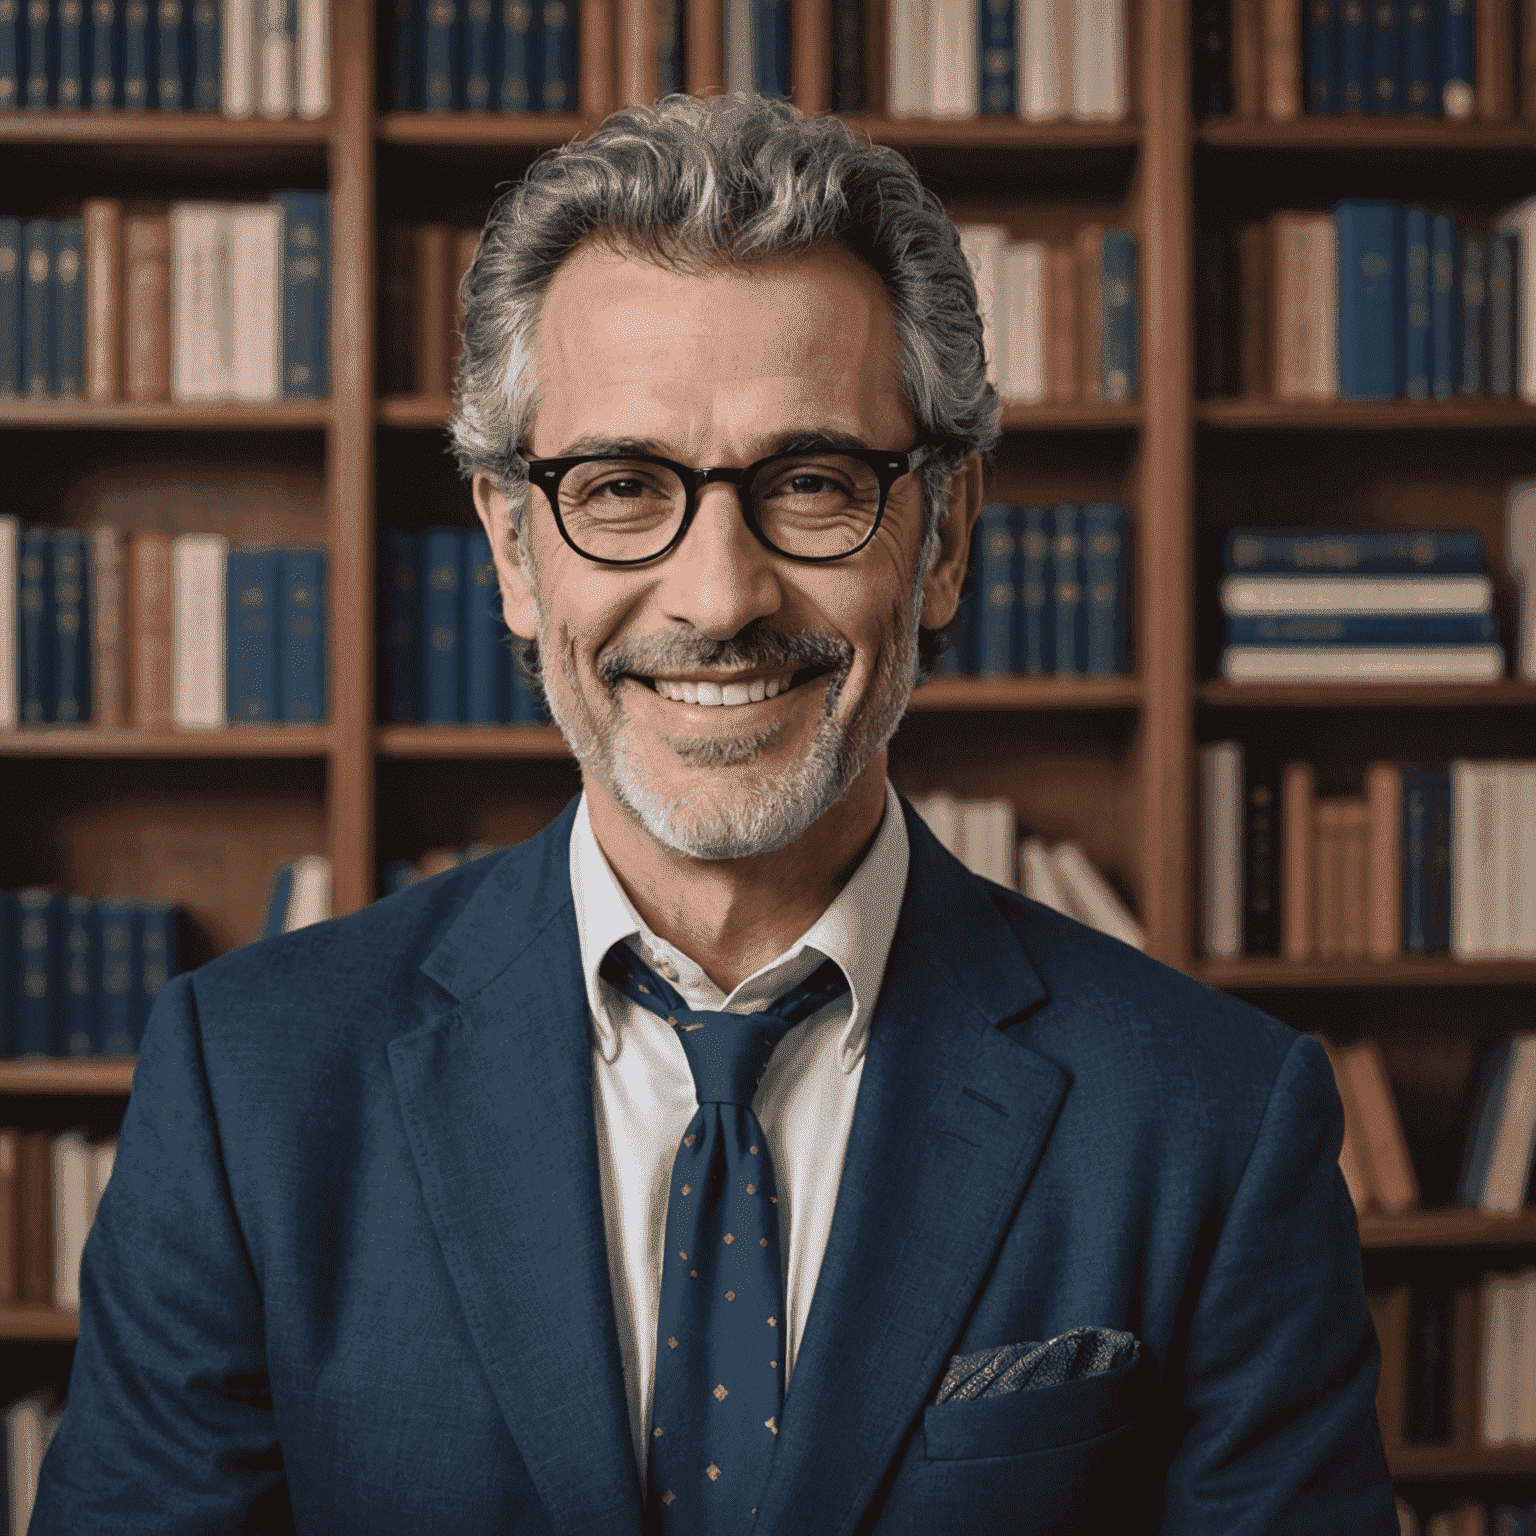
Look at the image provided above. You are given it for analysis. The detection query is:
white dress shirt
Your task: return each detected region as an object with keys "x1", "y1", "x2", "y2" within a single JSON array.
[{"x1": 568, "y1": 780, "x2": 910, "y2": 1482}]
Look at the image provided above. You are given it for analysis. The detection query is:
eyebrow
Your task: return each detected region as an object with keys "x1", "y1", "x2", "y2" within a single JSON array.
[{"x1": 547, "y1": 428, "x2": 875, "y2": 460}]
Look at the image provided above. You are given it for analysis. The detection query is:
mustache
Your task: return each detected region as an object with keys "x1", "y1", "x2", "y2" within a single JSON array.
[{"x1": 597, "y1": 622, "x2": 854, "y2": 687}]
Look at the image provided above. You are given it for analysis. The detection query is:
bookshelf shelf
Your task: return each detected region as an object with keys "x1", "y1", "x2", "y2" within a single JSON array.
[
  {"x1": 0, "y1": 1308, "x2": 80, "y2": 1342},
  {"x1": 1197, "y1": 118, "x2": 1536, "y2": 151},
  {"x1": 1197, "y1": 681, "x2": 1536, "y2": 709},
  {"x1": 1385, "y1": 1444, "x2": 1536, "y2": 1479},
  {"x1": 0, "y1": 726, "x2": 335, "y2": 758},
  {"x1": 376, "y1": 724, "x2": 571, "y2": 757},
  {"x1": 1359, "y1": 1209, "x2": 1536, "y2": 1250},
  {"x1": 909, "y1": 675, "x2": 1141, "y2": 710},
  {"x1": 378, "y1": 394, "x2": 453, "y2": 427},
  {"x1": 1196, "y1": 399, "x2": 1536, "y2": 430},
  {"x1": 835, "y1": 114, "x2": 1141, "y2": 149},
  {"x1": 0, "y1": 111, "x2": 331, "y2": 146},
  {"x1": 0, "y1": 1061, "x2": 134, "y2": 1095},
  {"x1": 0, "y1": 400, "x2": 333, "y2": 430},
  {"x1": 1196, "y1": 958, "x2": 1536, "y2": 988},
  {"x1": 377, "y1": 111, "x2": 593, "y2": 145}
]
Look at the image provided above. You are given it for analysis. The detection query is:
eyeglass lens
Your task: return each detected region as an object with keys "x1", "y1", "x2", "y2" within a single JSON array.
[{"x1": 555, "y1": 453, "x2": 886, "y2": 562}]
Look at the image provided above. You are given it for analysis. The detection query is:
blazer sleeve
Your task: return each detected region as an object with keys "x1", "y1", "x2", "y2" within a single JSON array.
[
  {"x1": 1158, "y1": 1031, "x2": 1399, "y2": 1535},
  {"x1": 30, "y1": 971, "x2": 293, "y2": 1534}
]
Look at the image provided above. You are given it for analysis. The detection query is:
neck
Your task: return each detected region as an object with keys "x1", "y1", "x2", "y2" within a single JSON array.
[{"x1": 585, "y1": 755, "x2": 890, "y2": 993}]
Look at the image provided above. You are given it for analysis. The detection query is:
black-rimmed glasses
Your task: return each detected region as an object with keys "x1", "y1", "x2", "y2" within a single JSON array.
[{"x1": 515, "y1": 441, "x2": 934, "y2": 565}]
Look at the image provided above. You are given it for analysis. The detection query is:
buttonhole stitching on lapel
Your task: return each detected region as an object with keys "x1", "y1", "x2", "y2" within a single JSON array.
[{"x1": 962, "y1": 1087, "x2": 1010, "y2": 1116}]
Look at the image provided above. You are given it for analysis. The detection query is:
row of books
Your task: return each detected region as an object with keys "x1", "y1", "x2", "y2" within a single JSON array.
[
  {"x1": 1396, "y1": 1500, "x2": 1536, "y2": 1536},
  {"x1": 0, "y1": 194, "x2": 330, "y2": 403},
  {"x1": 381, "y1": 838, "x2": 498, "y2": 895},
  {"x1": 257, "y1": 853, "x2": 331, "y2": 937},
  {"x1": 958, "y1": 222, "x2": 1138, "y2": 406},
  {"x1": 0, "y1": 1127, "x2": 117, "y2": 1310},
  {"x1": 0, "y1": 0, "x2": 328, "y2": 115},
  {"x1": 0, "y1": 522, "x2": 329, "y2": 729},
  {"x1": 378, "y1": 222, "x2": 479, "y2": 398},
  {"x1": 939, "y1": 501, "x2": 1132, "y2": 677},
  {"x1": 384, "y1": 0, "x2": 580, "y2": 110},
  {"x1": 382, "y1": 526, "x2": 547, "y2": 725},
  {"x1": 1218, "y1": 521, "x2": 1513, "y2": 685},
  {"x1": 1200, "y1": 750, "x2": 1536, "y2": 962},
  {"x1": 0, "y1": 890, "x2": 178, "y2": 1057},
  {"x1": 908, "y1": 789, "x2": 1147, "y2": 948},
  {"x1": 1194, "y1": 0, "x2": 1485, "y2": 119}
]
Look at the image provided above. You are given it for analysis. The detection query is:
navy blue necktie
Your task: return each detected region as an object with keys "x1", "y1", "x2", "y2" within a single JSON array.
[{"x1": 599, "y1": 942, "x2": 850, "y2": 1533}]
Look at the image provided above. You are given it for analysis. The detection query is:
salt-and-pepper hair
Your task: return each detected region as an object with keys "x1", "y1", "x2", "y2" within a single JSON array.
[{"x1": 448, "y1": 90, "x2": 1002, "y2": 560}]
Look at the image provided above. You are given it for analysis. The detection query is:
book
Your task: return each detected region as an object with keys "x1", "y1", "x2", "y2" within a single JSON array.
[
  {"x1": 499, "y1": 0, "x2": 539, "y2": 107},
  {"x1": 1459, "y1": 231, "x2": 1486, "y2": 395},
  {"x1": 1498, "y1": 197, "x2": 1536, "y2": 404},
  {"x1": 0, "y1": 1128, "x2": 18, "y2": 1302},
  {"x1": 1365, "y1": 761, "x2": 1402, "y2": 960},
  {"x1": 1222, "y1": 645, "x2": 1505, "y2": 681},
  {"x1": 1478, "y1": 1033, "x2": 1536, "y2": 1213},
  {"x1": 960, "y1": 798, "x2": 1016, "y2": 887},
  {"x1": 16, "y1": 890, "x2": 59, "y2": 1055},
  {"x1": 0, "y1": 219, "x2": 20, "y2": 394},
  {"x1": 1015, "y1": 504, "x2": 1053, "y2": 675},
  {"x1": 412, "y1": 223, "x2": 451, "y2": 395},
  {"x1": 1507, "y1": 480, "x2": 1536, "y2": 681},
  {"x1": 52, "y1": 1129, "x2": 91, "y2": 1310},
  {"x1": 226, "y1": 546, "x2": 281, "y2": 723},
  {"x1": 1268, "y1": 211, "x2": 1337, "y2": 399},
  {"x1": 539, "y1": 0, "x2": 575, "y2": 109},
  {"x1": 1226, "y1": 613, "x2": 1497, "y2": 644},
  {"x1": 136, "y1": 897, "x2": 177, "y2": 1042},
  {"x1": 284, "y1": 853, "x2": 331, "y2": 930},
  {"x1": 24, "y1": 0, "x2": 50, "y2": 105},
  {"x1": 222, "y1": 0, "x2": 253, "y2": 112},
  {"x1": 1049, "y1": 503, "x2": 1086, "y2": 673},
  {"x1": 280, "y1": 546, "x2": 326, "y2": 722},
  {"x1": 82, "y1": 197, "x2": 122, "y2": 402},
  {"x1": 1335, "y1": 199, "x2": 1404, "y2": 401},
  {"x1": 1439, "y1": 0, "x2": 1473, "y2": 115},
  {"x1": 1238, "y1": 221, "x2": 1268, "y2": 395},
  {"x1": 460, "y1": 0, "x2": 491, "y2": 104},
  {"x1": 156, "y1": 0, "x2": 185, "y2": 105},
  {"x1": 1489, "y1": 230, "x2": 1515, "y2": 399},
  {"x1": 1082, "y1": 501, "x2": 1130, "y2": 674},
  {"x1": 1073, "y1": 0, "x2": 1125, "y2": 119},
  {"x1": 1402, "y1": 0, "x2": 1433, "y2": 111},
  {"x1": 1018, "y1": 835, "x2": 1074, "y2": 915},
  {"x1": 0, "y1": 891, "x2": 15, "y2": 1050},
  {"x1": 830, "y1": 0, "x2": 859, "y2": 108},
  {"x1": 1405, "y1": 1284, "x2": 1455, "y2": 1443},
  {"x1": 976, "y1": 501, "x2": 1015, "y2": 676},
  {"x1": 0, "y1": 0, "x2": 22, "y2": 108},
  {"x1": 257, "y1": 0, "x2": 293, "y2": 113},
  {"x1": 384, "y1": 529, "x2": 422, "y2": 723},
  {"x1": 422, "y1": 526, "x2": 466, "y2": 723},
  {"x1": 122, "y1": 0, "x2": 153, "y2": 105},
  {"x1": 1244, "y1": 751, "x2": 1282, "y2": 956},
  {"x1": 1099, "y1": 229, "x2": 1137, "y2": 402},
  {"x1": 1050, "y1": 842, "x2": 1145, "y2": 948},
  {"x1": 1020, "y1": 0, "x2": 1067, "y2": 120},
  {"x1": 1201, "y1": 740, "x2": 1244, "y2": 959},
  {"x1": 1404, "y1": 207, "x2": 1431, "y2": 399},
  {"x1": 129, "y1": 527, "x2": 174, "y2": 729},
  {"x1": 1450, "y1": 758, "x2": 1495, "y2": 958},
  {"x1": 1316, "y1": 1034, "x2": 1380, "y2": 1212},
  {"x1": 1224, "y1": 524, "x2": 1486, "y2": 573},
  {"x1": 999, "y1": 241, "x2": 1045, "y2": 403},
  {"x1": 1263, "y1": 0, "x2": 1301, "y2": 116},
  {"x1": 979, "y1": 0, "x2": 1015, "y2": 112},
  {"x1": 170, "y1": 202, "x2": 233, "y2": 401},
  {"x1": 5, "y1": 1389, "x2": 64, "y2": 1536},
  {"x1": 97, "y1": 895, "x2": 137, "y2": 1055},
  {"x1": 1221, "y1": 573, "x2": 1493, "y2": 614},
  {"x1": 62, "y1": 894, "x2": 95, "y2": 1055},
  {"x1": 1338, "y1": 1038, "x2": 1419, "y2": 1212},
  {"x1": 18, "y1": 526, "x2": 53, "y2": 725},
  {"x1": 18, "y1": 1128, "x2": 53, "y2": 1305},
  {"x1": 1474, "y1": 0, "x2": 1513, "y2": 119},
  {"x1": 22, "y1": 219, "x2": 54, "y2": 396},
  {"x1": 1047, "y1": 244, "x2": 1077, "y2": 400},
  {"x1": 273, "y1": 189, "x2": 328, "y2": 398},
  {"x1": 229, "y1": 202, "x2": 283, "y2": 402},
  {"x1": 58, "y1": 0, "x2": 85, "y2": 110},
  {"x1": 1231, "y1": 0, "x2": 1263, "y2": 112},
  {"x1": 171, "y1": 529, "x2": 229, "y2": 729},
  {"x1": 0, "y1": 515, "x2": 16, "y2": 731},
  {"x1": 1369, "y1": 0, "x2": 1402, "y2": 110},
  {"x1": 51, "y1": 526, "x2": 91, "y2": 724},
  {"x1": 929, "y1": 0, "x2": 976, "y2": 115},
  {"x1": 958, "y1": 224, "x2": 1006, "y2": 394},
  {"x1": 1282, "y1": 759, "x2": 1316, "y2": 959},
  {"x1": 1193, "y1": 0, "x2": 1231, "y2": 113},
  {"x1": 294, "y1": 0, "x2": 323, "y2": 112},
  {"x1": 465, "y1": 527, "x2": 504, "y2": 722},
  {"x1": 1510, "y1": 762, "x2": 1536, "y2": 957},
  {"x1": 192, "y1": 0, "x2": 218, "y2": 108},
  {"x1": 1339, "y1": 0, "x2": 1369, "y2": 108},
  {"x1": 1075, "y1": 224, "x2": 1103, "y2": 401},
  {"x1": 124, "y1": 209, "x2": 172, "y2": 403}
]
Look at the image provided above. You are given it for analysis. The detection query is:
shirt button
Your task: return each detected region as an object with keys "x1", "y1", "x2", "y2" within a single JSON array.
[{"x1": 656, "y1": 960, "x2": 679, "y2": 981}]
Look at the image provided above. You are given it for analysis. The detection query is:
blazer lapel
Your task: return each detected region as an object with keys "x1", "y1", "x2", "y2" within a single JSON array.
[
  {"x1": 389, "y1": 800, "x2": 644, "y2": 1536},
  {"x1": 754, "y1": 797, "x2": 1068, "y2": 1536}
]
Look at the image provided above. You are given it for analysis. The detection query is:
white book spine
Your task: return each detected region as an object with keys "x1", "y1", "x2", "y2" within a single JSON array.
[
  {"x1": 1200, "y1": 740, "x2": 1243, "y2": 959},
  {"x1": 1070, "y1": 0, "x2": 1125, "y2": 120},
  {"x1": 1220, "y1": 574, "x2": 1494, "y2": 616},
  {"x1": 172, "y1": 531, "x2": 229, "y2": 728},
  {"x1": 1518, "y1": 764, "x2": 1536, "y2": 957},
  {"x1": 1496, "y1": 199, "x2": 1536, "y2": 403},
  {"x1": 1303, "y1": 215, "x2": 1338, "y2": 399},
  {"x1": 958, "y1": 224, "x2": 1007, "y2": 389},
  {"x1": 1019, "y1": 0, "x2": 1066, "y2": 118},
  {"x1": 1483, "y1": 1034, "x2": 1536, "y2": 1214},
  {"x1": 986, "y1": 799, "x2": 1018, "y2": 886},
  {"x1": 1520, "y1": 1271, "x2": 1536, "y2": 1443},
  {"x1": 929, "y1": 0, "x2": 977, "y2": 116},
  {"x1": 295, "y1": 0, "x2": 328, "y2": 115},
  {"x1": 285, "y1": 852, "x2": 332, "y2": 930},
  {"x1": 1450, "y1": 759, "x2": 1480, "y2": 958},
  {"x1": 723, "y1": 0, "x2": 754, "y2": 93},
  {"x1": 6, "y1": 1397, "x2": 47, "y2": 1535},
  {"x1": 1490, "y1": 760, "x2": 1515, "y2": 958},
  {"x1": 52, "y1": 1129, "x2": 91, "y2": 1312},
  {"x1": 1051, "y1": 841, "x2": 1146, "y2": 948},
  {"x1": 913, "y1": 790, "x2": 961, "y2": 856},
  {"x1": 257, "y1": 0, "x2": 295, "y2": 117},
  {"x1": 90, "y1": 1136, "x2": 117, "y2": 1226},
  {"x1": 171, "y1": 203, "x2": 234, "y2": 402},
  {"x1": 1019, "y1": 835, "x2": 1073, "y2": 915},
  {"x1": 1001, "y1": 241, "x2": 1045, "y2": 403},
  {"x1": 222, "y1": 0, "x2": 255, "y2": 115},
  {"x1": 887, "y1": 0, "x2": 931, "y2": 115},
  {"x1": 1506, "y1": 1269, "x2": 1529, "y2": 1441},
  {"x1": 1483, "y1": 1274, "x2": 1514, "y2": 1444},
  {"x1": 1221, "y1": 645, "x2": 1506, "y2": 683},
  {"x1": 0, "y1": 515, "x2": 17, "y2": 731},
  {"x1": 1508, "y1": 479, "x2": 1536, "y2": 681},
  {"x1": 229, "y1": 204, "x2": 284, "y2": 403}
]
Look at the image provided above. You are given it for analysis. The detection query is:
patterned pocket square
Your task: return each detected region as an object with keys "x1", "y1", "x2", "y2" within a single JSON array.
[{"x1": 935, "y1": 1326, "x2": 1141, "y2": 1403}]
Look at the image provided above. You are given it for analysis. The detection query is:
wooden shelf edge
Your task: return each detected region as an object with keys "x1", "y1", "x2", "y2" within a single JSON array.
[
  {"x1": 0, "y1": 110, "x2": 330, "y2": 145},
  {"x1": 0, "y1": 1060, "x2": 135, "y2": 1094},
  {"x1": 1198, "y1": 680, "x2": 1536, "y2": 708},
  {"x1": 1197, "y1": 398, "x2": 1536, "y2": 430},
  {"x1": 0, "y1": 726, "x2": 335, "y2": 757},
  {"x1": 377, "y1": 111, "x2": 593, "y2": 145},
  {"x1": 1199, "y1": 116, "x2": 1536, "y2": 150},
  {"x1": 1386, "y1": 1443, "x2": 1536, "y2": 1478},
  {"x1": 1359, "y1": 1209, "x2": 1536, "y2": 1249},
  {"x1": 0, "y1": 1307, "x2": 80, "y2": 1341},
  {"x1": 0, "y1": 400, "x2": 333, "y2": 430},
  {"x1": 908, "y1": 676, "x2": 1141, "y2": 710},
  {"x1": 376, "y1": 724, "x2": 571, "y2": 758},
  {"x1": 1195, "y1": 957, "x2": 1536, "y2": 987}
]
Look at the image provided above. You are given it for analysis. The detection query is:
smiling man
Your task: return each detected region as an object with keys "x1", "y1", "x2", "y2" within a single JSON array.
[{"x1": 34, "y1": 95, "x2": 1398, "y2": 1536}]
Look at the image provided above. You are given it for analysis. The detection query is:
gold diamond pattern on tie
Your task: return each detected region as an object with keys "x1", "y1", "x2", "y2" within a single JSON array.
[
  {"x1": 725, "y1": 1290, "x2": 735, "y2": 1301},
  {"x1": 749, "y1": 1145, "x2": 758, "y2": 1155},
  {"x1": 765, "y1": 1417, "x2": 777, "y2": 1435},
  {"x1": 767, "y1": 1316, "x2": 776, "y2": 1327},
  {"x1": 706, "y1": 1463, "x2": 721, "y2": 1481},
  {"x1": 723, "y1": 1233, "x2": 734, "y2": 1245},
  {"x1": 662, "y1": 1490, "x2": 675, "y2": 1505},
  {"x1": 683, "y1": 1134, "x2": 697, "y2": 1147},
  {"x1": 681, "y1": 1184, "x2": 691, "y2": 1196},
  {"x1": 713, "y1": 1384, "x2": 728, "y2": 1401},
  {"x1": 770, "y1": 1360, "x2": 778, "y2": 1369},
  {"x1": 760, "y1": 1238, "x2": 769, "y2": 1247},
  {"x1": 653, "y1": 1427, "x2": 664, "y2": 1437},
  {"x1": 746, "y1": 1183, "x2": 756, "y2": 1195},
  {"x1": 668, "y1": 1336, "x2": 679, "y2": 1349}
]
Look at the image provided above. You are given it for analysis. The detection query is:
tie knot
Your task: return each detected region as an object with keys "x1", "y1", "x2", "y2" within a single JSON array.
[{"x1": 669, "y1": 1010, "x2": 796, "y2": 1106}]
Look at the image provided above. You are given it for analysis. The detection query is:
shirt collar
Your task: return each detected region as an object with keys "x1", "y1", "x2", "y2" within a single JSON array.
[{"x1": 569, "y1": 780, "x2": 910, "y2": 1073}]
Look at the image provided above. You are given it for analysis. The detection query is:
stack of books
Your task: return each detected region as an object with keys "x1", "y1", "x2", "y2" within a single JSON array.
[
  {"x1": 957, "y1": 222, "x2": 1138, "y2": 406},
  {"x1": 909, "y1": 789, "x2": 1146, "y2": 948},
  {"x1": 0, "y1": 0, "x2": 329, "y2": 114},
  {"x1": 0, "y1": 889, "x2": 179, "y2": 1056},
  {"x1": 383, "y1": 527, "x2": 547, "y2": 726},
  {"x1": 938, "y1": 500, "x2": 1132, "y2": 677},
  {"x1": 378, "y1": 222, "x2": 480, "y2": 397},
  {"x1": 0, "y1": 522, "x2": 329, "y2": 729},
  {"x1": 1218, "y1": 525, "x2": 1504, "y2": 685},
  {"x1": 382, "y1": 838, "x2": 499, "y2": 896},
  {"x1": 1313, "y1": 1034, "x2": 1420, "y2": 1215},
  {"x1": 0, "y1": 194, "x2": 331, "y2": 403},
  {"x1": 384, "y1": 0, "x2": 580, "y2": 110}
]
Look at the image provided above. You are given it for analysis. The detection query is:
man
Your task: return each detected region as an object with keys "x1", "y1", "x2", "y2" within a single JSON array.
[{"x1": 34, "y1": 94, "x2": 1398, "y2": 1534}]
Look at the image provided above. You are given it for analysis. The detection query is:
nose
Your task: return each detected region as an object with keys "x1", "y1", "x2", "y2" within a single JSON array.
[{"x1": 654, "y1": 481, "x2": 783, "y2": 640}]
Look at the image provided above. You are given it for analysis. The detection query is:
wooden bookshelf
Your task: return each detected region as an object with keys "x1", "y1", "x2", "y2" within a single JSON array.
[
  {"x1": 0, "y1": 1061, "x2": 135, "y2": 1095},
  {"x1": 0, "y1": 400, "x2": 333, "y2": 429},
  {"x1": 1198, "y1": 119, "x2": 1536, "y2": 151},
  {"x1": 1200, "y1": 958, "x2": 1536, "y2": 989},
  {"x1": 0, "y1": 727, "x2": 335, "y2": 758},
  {"x1": 1198, "y1": 680, "x2": 1536, "y2": 708},
  {"x1": 1197, "y1": 398, "x2": 1536, "y2": 430}
]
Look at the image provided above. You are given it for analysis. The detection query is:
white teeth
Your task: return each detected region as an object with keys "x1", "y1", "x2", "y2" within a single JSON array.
[
  {"x1": 721, "y1": 682, "x2": 750, "y2": 706},
  {"x1": 764, "y1": 676, "x2": 781, "y2": 699},
  {"x1": 680, "y1": 681, "x2": 698, "y2": 704},
  {"x1": 652, "y1": 671, "x2": 797, "y2": 705},
  {"x1": 695, "y1": 681, "x2": 723, "y2": 706},
  {"x1": 748, "y1": 677, "x2": 766, "y2": 703}
]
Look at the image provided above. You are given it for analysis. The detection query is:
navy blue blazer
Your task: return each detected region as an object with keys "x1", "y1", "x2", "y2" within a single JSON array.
[{"x1": 33, "y1": 794, "x2": 1399, "y2": 1534}]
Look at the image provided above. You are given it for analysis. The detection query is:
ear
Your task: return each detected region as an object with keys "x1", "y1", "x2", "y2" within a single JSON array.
[
  {"x1": 918, "y1": 452, "x2": 983, "y2": 633},
  {"x1": 472, "y1": 472, "x2": 540, "y2": 641}
]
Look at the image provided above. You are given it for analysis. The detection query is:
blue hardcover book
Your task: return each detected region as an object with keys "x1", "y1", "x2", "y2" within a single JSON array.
[
  {"x1": 1404, "y1": 1285, "x2": 1454, "y2": 1443},
  {"x1": 979, "y1": 0, "x2": 1015, "y2": 113},
  {"x1": 18, "y1": 527, "x2": 53, "y2": 725},
  {"x1": 50, "y1": 526, "x2": 90, "y2": 723},
  {"x1": 382, "y1": 859, "x2": 415, "y2": 896},
  {"x1": 258, "y1": 863, "x2": 293, "y2": 937},
  {"x1": 0, "y1": 891, "x2": 15, "y2": 1054},
  {"x1": 1083, "y1": 501, "x2": 1131, "y2": 675},
  {"x1": 422, "y1": 527, "x2": 466, "y2": 723},
  {"x1": 154, "y1": 0, "x2": 185, "y2": 105},
  {"x1": 940, "y1": 520, "x2": 983, "y2": 675},
  {"x1": 1223, "y1": 524, "x2": 1486, "y2": 572},
  {"x1": 280, "y1": 547, "x2": 326, "y2": 723},
  {"x1": 121, "y1": 0, "x2": 153, "y2": 105},
  {"x1": 1013, "y1": 505, "x2": 1054, "y2": 676},
  {"x1": 62, "y1": 895, "x2": 95, "y2": 1057},
  {"x1": 389, "y1": 0, "x2": 415, "y2": 105},
  {"x1": 57, "y1": 0, "x2": 85, "y2": 104},
  {"x1": 1458, "y1": 1039, "x2": 1513, "y2": 1203},
  {"x1": 1437, "y1": 0, "x2": 1471, "y2": 117},
  {"x1": 831, "y1": 0, "x2": 860, "y2": 109},
  {"x1": 1226, "y1": 612, "x2": 1495, "y2": 644},
  {"x1": 753, "y1": 0, "x2": 789, "y2": 96},
  {"x1": 1429, "y1": 213, "x2": 1457, "y2": 399},
  {"x1": 22, "y1": 220, "x2": 54, "y2": 397},
  {"x1": 1368, "y1": 0, "x2": 1400, "y2": 111},
  {"x1": 1488, "y1": 231, "x2": 1515, "y2": 398},
  {"x1": 1401, "y1": 765, "x2": 1429, "y2": 952},
  {"x1": 656, "y1": 0, "x2": 680, "y2": 91},
  {"x1": 226, "y1": 547, "x2": 281, "y2": 723},
  {"x1": 135, "y1": 899, "x2": 176, "y2": 1049},
  {"x1": 1100, "y1": 230, "x2": 1137, "y2": 402},
  {"x1": 24, "y1": 0, "x2": 51, "y2": 104},
  {"x1": 1049, "y1": 505, "x2": 1086, "y2": 675},
  {"x1": 1403, "y1": 207, "x2": 1431, "y2": 399},
  {"x1": 0, "y1": 0, "x2": 22, "y2": 106},
  {"x1": 53, "y1": 216, "x2": 82, "y2": 398},
  {"x1": 1402, "y1": 0, "x2": 1434, "y2": 111},
  {"x1": 1193, "y1": 0, "x2": 1230, "y2": 115},
  {"x1": 1339, "y1": 0, "x2": 1369, "y2": 108},
  {"x1": 420, "y1": 0, "x2": 459, "y2": 108},
  {"x1": 497, "y1": 0, "x2": 536, "y2": 107},
  {"x1": 976, "y1": 502, "x2": 1015, "y2": 676},
  {"x1": 16, "y1": 890, "x2": 60, "y2": 1055},
  {"x1": 190, "y1": 0, "x2": 215, "y2": 106},
  {"x1": 1458, "y1": 230, "x2": 1483, "y2": 395},
  {"x1": 462, "y1": 0, "x2": 494, "y2": 107},
  {"x1": 96, "y1": 896, "x2": 136, "y2": 1055},
  {"x1": 273, "y1": 190, "x2": 329, "y2": 399},
  {"x1": 1425, "y1": 767, "x2": 1451, "y2": 952},
  {"x1": 538, "y1": 0, "x2": 573, "y2": 108},
  {"x1": 1334, "y1": 199, "x2": 1404, "y2": 400},
  {"x1": 0, "y1": 221, "x2": 19, "y2": 394},
  {"x1": 465, "y1": 528, "x2": 503, "y2": 722},
  {"x1": 88, "y1": 0, "x2": 118, "y2": 102},
  {"x1": 384, "y1": 530, "x2": 422, "y2": 722},
  {"x1": 1306, "y1": 0, "x2": 1338, "y2": 111}
]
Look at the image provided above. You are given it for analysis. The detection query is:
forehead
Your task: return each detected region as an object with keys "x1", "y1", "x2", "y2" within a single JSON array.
[{"x1": 528, "y1": 241, "x2": 912, "y2": 454}]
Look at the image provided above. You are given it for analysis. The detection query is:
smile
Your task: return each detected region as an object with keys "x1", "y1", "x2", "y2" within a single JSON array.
[{"x1": 632, "y1": 668, "x2": 831, "y2": 707}]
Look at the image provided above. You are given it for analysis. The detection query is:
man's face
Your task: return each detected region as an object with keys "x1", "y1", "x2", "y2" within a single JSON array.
[{"x1": 474, "y1": 240, "x2": 974, "y2": 860}]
